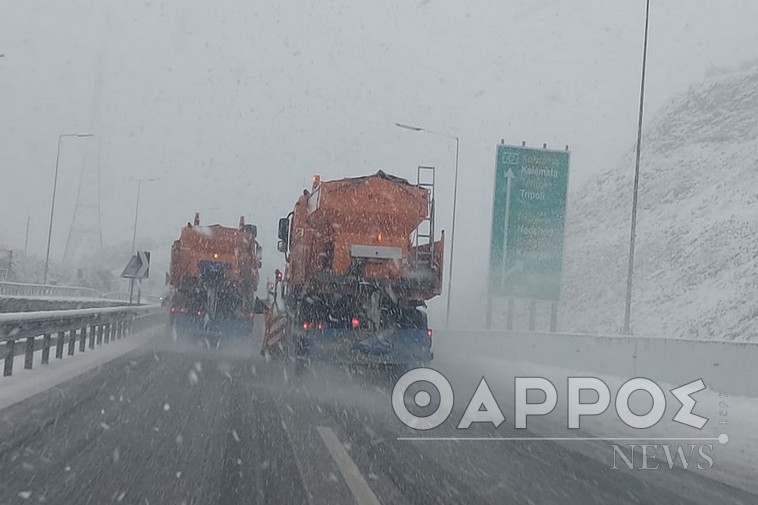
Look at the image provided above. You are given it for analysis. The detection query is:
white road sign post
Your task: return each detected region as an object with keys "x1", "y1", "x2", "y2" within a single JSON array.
[{"x1": 121, "y1": 250, "x2": 151, "y2": 304}]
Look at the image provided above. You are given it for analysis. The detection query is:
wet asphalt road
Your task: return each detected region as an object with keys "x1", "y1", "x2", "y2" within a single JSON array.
[{"x1": 0, "y1": 331, "x2": 755, "y2": 505}]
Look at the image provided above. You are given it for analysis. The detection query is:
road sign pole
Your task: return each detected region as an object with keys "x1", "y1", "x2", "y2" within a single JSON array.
[{"x1": 128, "y1": 278, "x2": 134, "y2": 305}]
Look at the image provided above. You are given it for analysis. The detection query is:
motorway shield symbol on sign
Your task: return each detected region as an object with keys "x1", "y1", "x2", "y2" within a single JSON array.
[
  {"x1": 121, "y1": 250, "x2": 151, "y2": 279},
  {"x1": 488, "y1": 145, "x2": 569, "y2": 301}
]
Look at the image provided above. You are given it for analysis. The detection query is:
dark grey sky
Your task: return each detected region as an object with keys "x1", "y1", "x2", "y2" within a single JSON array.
[{"x1": 1, "y1": 0, "x2": 757, "y2": 312}]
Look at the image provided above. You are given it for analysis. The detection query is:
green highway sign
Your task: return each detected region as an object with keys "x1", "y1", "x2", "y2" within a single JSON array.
[{"x1": 488, "y1": 144, "x2": 570, "y2": 301}]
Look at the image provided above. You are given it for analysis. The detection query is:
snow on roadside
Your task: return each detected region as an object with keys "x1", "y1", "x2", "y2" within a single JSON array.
[{"x1": 559, "y1": 69, "x2": 758, "y2": 340}]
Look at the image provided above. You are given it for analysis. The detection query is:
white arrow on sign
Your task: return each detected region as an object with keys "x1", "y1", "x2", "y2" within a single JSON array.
[
  {"x1": 500, "y1": 168, "x2": 515, "y2": 291},
  {"x1": 502, "y1": 261, "x2": 524, "y2": 282},
  {"x1": 136, "y1": 250, "x2": 149, "y2": 278}
]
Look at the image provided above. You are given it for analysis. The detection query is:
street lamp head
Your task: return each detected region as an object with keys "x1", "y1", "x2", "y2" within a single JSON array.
[
  {"x1": 395, "y1": 122, "x2": 423, "y2": 132},
  {"x1": 60, "y1": 132, "x2": 94, "y2": 139}
]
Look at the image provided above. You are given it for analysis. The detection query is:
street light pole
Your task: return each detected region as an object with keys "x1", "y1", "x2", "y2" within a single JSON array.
[
  {"x1": 446, "y1": 137, "x2": 460, "y2": 328},
  {"x1": 43, "y1": 133, "x2": 93, "y2": 284},
  {"x1": 396, "y1": 122, "x2": 460, "y2": 328},
  {"x1": 131, "y1": 178, "x2": 160, "y2": 252},
  {"x1": 129, "y1": 178, "x2": 158, "y2": 305},
  {"x1": 623, "y1": 0, "x2": 651, "y2": 334}
]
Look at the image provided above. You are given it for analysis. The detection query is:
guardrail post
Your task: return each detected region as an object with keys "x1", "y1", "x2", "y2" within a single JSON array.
[
  {"x1": 68, "y1": 329, "x2": 76, "y2": 355},
  {"x1": 3, "y1": 340, "x2": 15, "y2": 376},
  {"x1": 112, "y1": 322, "x2": 118, "y2": 341},
  {"x1": 89, "y1": 325, "x2": 95, "y2": 349},
  {"x1": 96, "y1": 325, "x2": 103, "y2": 346},
  {"x1": 104, "y1": 323, "x2": 110, "y2": 344},
  {"x1": 42, "y1": 334, "x2": 51, "y2": 364},
  {"x1": 25, "y1": 337, "x2": 35, "y2": 369},
  {"x1": 56, "y1": 331, "x2": 65, "y2": 359},
  {"x1": 528, "y1": 302, "x2": 536, "y2": 331},
  {"x1": 79, "y1": 327, "x2": 87, "y2": 352},
  {"x1": 550, "y1": 303, "x2": 558, "y2": 332},
  {"x1": 115, "y1": 321, "x2": 121, "y2": 339}
]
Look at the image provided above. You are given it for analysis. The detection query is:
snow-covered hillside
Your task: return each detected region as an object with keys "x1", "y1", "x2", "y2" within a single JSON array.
[{"x1": 560, "y1": 69, "x2": 758, "y2": 340}]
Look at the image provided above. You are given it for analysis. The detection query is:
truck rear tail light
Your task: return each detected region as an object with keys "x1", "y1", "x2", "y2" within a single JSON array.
[
  {"x1": 303, "y1": 321, "x2": 312, "y2": 330},
  {"x1": 196, "y1": 310, "x2": 202, "y2": 316},
  {"x1": 170, "y1": 307, "x2": 177, "y2": 314},
  {"x1": 351, "y1": 317, "x2": 360, "y2": 329},
  {"x1": 179, "y1": 307, "x2": 188, "y2": 314},
  {"x1": 316, "y1": 321, "x2": 325, "y2": 330},
  {"x1": 427, "y1": 328, "x2": 433, "y2": 339}
]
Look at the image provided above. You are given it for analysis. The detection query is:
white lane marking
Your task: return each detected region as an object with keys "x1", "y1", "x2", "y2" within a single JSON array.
[{"x1": 317, "y1": 426, "x2": 382, "y2": 505}]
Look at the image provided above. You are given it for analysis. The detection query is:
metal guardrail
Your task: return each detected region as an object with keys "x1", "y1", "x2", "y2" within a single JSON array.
[
  {"x1": 102, "y1": 292, "x2": 164, "y2": 304},
  {"x1": 0, "y1": 305, "x2": 164, "y2": 377},
  {"x1": 0, "y1": 282, "x2": 103, "y2": 299}
]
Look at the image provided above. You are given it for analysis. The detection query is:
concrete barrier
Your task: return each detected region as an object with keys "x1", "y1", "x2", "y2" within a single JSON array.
[{"x1": 435, "y1": 330, "x2": 758, "y2": 397}]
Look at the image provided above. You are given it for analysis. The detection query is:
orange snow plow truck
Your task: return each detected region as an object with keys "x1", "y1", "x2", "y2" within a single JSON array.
[
  {"x1": 262, "y1": 169, "x2": 444, "y2": 374},
  {"x1": 167, "y1": 213, "x2": 263, "y2": 338}
]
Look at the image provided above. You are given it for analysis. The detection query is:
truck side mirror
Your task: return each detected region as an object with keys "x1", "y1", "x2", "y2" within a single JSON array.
[
  {"x1": 278, "y1": 217, "x2": 290, "y2": 241},
  {"x1": 241, "y1": 223, "x2": 257, "y2": 238},
  {"x1": 277, "y1": 240, "x2": 287, "y2": 253}
]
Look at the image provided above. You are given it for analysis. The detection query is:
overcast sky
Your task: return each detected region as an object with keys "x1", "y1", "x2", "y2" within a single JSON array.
[{"x1": 2, "y1": 0, "x2": 757, "y2": 315}]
